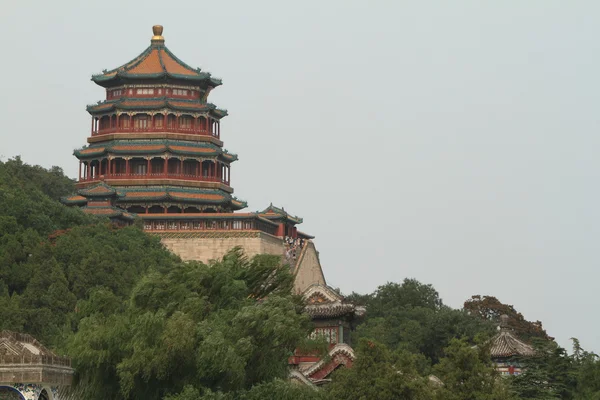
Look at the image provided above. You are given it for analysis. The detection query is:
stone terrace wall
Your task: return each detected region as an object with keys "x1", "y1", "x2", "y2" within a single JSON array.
[{"x1": 159, "y1": 231, "x2": 285, "y2": 263}]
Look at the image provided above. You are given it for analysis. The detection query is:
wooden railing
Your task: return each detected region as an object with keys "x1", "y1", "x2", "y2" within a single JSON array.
[
  {"x1": 80, "y1": 173, "x2": 229, "y2": 185},
  {"x1": 143, "y1": 217, "x2": 278, "y2": 236},
  {"x1": 92, "y1": 127, "x2": 219, "y2": 138},
  {"x1": 0, "y1": 354, "x2": 71, "y2": 367}
]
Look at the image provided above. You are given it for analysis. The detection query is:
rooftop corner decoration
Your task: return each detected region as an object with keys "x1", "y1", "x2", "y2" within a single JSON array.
[{"x1": 0, "y1": 331, "x2": 73, "y2": 400}]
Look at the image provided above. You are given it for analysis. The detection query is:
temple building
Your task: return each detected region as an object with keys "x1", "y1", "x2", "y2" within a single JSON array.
[
  {"x1": 0, "y1": 331, "x2": 73, "y2": 400},
  {"x1": 290, "y1": 284, "x2": 365, "y2": 384},
  {"x1": 61, "y1": 25, "x2": 324, "y2": 288},
  {"x1": 62, "y1": 25, "x2": 361, "y2": 385},
  {"x1": 488, "y1": 315, "x2": 536, "y2": 376}
]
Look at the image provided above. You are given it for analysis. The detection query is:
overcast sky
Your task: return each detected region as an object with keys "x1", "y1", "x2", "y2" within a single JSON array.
[{"x1": 1, "y1": 1, "x2": 598, "y2": 352}]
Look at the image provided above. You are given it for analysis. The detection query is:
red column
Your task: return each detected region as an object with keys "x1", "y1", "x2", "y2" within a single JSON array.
[
  {"x1": 107, "y1": 159, "x2": 111, "y2": 176},
  {"x1": 90, "y1": 117, "x2": 94, "y2": 135},
  {"x1": 116, "y1": 114, "x2": 120, "y2": 129},
  {"x1": 179, "y1": 159, "x2": 183, "y2": 176},
  {"x1": 125, "y1": 159, "x2": 130, "y2": 176},
  {"x1": 147, "y1": 159, "x2": 151, "y2": 176},
  {"x1": 78, "y1": 161, "x2": 82, "y2": 180},
  {"x1": 195, "y1": 160, "x2": 199, "y2": 177},
  {"x1": 164, "y1": 157, "x2": 168, "y2": 176}
]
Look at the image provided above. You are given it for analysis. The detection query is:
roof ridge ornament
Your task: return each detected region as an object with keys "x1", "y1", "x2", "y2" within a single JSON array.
[{"x1": 151, "y1": 25, "x2": 165, "y2": 45}]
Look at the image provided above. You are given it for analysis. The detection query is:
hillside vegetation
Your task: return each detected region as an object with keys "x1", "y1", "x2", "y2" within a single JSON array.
[{"x1": 0, "y1": 158, "x2": 599, "y2": 399}]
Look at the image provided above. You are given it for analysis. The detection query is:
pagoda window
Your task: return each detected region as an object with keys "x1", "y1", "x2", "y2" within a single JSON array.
[
  {"x1": 134, "y1": 115, "x2": 149, "y2": 129},
  {"x1": 192, "y1": 221, "x2": 202, "y2": 229},
  {"x1": 167, "y1": 158, "x2": 180, "y2": 174},
  {"x1": 148, "y1": 205, "x2": 164, "y2": 214},
  {"x1": 98, "y1": 116, "x2": 110, "y2": 131},
  {"x1": 198, "y1": 116, "x2": 207, "y2": 132},
  {"x1": 180, "y1": 116, "x2": 192, "y2": 129},
  {"x1": 166, "y1": 114, "x2": 176, "y2": 129},
  {"x1": 136, "y1": 88, "x2": 154, "y2": 95},
  {"x1": 172, "y1": 89, "x2": 188, "y2": 96},
  {"x1": 167, "y1": 221, "x2": 178, "y2": 229},
  {"x1": 133, "y1": 164, "x2": 147, "y2": 175},
  {"x1": 155, "y1": 115, "x2": 164, "y2": 128},
  {"x1": 112, "y1": 89, "x2": 122, "y2": 97},
  {"x1": 121, "y1": 116, "x2": 131, "y2": 129},
  {"x1": 127, "y1": 205, "x2": 145, "y2": 214},
  {"x1": 112, "y1": 158, "x2": 126, "y2": 174},
  {"x1": 183, "y1": 160, "x2": 196, "y2": 175},
  {"x1": 150, "y1": 158, "x2": 163, "y2": 174},
  {"x1": 232, "y1": 220, "x2": 242, "y2": 230}
]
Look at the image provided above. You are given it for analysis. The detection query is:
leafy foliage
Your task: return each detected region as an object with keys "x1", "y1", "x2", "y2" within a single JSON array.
[
  {"x1": 68, "y1": 249, "x2": 313, "y2": 400},
  {"x1": 2, "y1": 158, "x2": 600, "y2": 399},
  {"x1": 351, "y1": 279, "x2": 495, "y2": 363},
  {"x1": 464, "y1": 295, "x2": 549, "y2": 341},
  {"x1": 326, "y1": 338, "x2": 434, "y2": 400}
]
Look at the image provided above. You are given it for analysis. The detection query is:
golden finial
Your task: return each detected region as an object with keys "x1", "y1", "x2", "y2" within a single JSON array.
[{"x1": 151, "y1": 25, "x2": 164, "y2": 44}]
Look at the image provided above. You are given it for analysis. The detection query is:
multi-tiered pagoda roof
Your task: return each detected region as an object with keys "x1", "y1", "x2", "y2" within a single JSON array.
[{"x1": 64, "y1": 25, "x2": 246, "y2": 220}]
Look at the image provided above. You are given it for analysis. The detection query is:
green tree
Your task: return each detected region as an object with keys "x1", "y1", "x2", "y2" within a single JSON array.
[
  {"x1": 68, "y1": 249, "x2": 313, "y2": 400},
  {"x1": 352, "y1": 280, "x2": 494, "y2": 363},
  {"x1": 433, "y1": 338, "x2": 516, "y2": 400},
  {"x1": 464, "y1": 295, "x2": 549, "y2": 341},
  {"x1": 327, "y1": 338, "x2": 434, "y2": 400}
]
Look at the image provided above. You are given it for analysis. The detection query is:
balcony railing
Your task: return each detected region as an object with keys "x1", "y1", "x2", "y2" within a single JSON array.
[
  {"x1": 0, "y1": 354, "x2": 71, "y2": 367},
  {"x1": 80, "y1": 172, "x2": 229, "y2": 185},
  {"x1": 92, "y1": 126, "x2": 219, "y2": 138},
  {"x1": 143, "y1": 217, "x2": 278, "y2": 236}
]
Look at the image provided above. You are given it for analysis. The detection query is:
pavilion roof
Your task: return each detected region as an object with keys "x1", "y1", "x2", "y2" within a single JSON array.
[
  {"x1": 301, "y1": 284, "x2": 364, "y2": 320},
  {"x1": 116, "y1": 186, "x2": 247, "y2": 209},
  {"x1": 259, "y1": 204, "x2": 303, "y2": 224},
  {"x1": 74, "y1": 140, "x2": 238, "y2": 161},
  {"x1": 91, "y1": 26, "x2": 221, "y2": 88},
  {"x1": 86, "y1": 98, "x2": 227, "y2": 118},
  {"x1": 488, "y1": 315, "x2": 536, "y2": 359},
  {"x1": 77, "y1": 182, "x2": 122, "y2": 198}
]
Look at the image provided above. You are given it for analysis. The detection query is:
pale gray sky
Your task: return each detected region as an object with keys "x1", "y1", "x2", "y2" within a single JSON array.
[{"x1": 1, "y1": 1, "x2": 598, "y2": 352}]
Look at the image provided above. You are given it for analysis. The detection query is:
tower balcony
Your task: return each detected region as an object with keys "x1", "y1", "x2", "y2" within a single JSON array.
[
  {"x1": 91, "y1": 113, "x2": 221, "y2": 138},
  {"x1": 78, "y1": 171, "x2": 229, "y2": 186},
  {"x1": 92, "y1": 126, "x2": 218, "y2": 137},
  {"x1": 78, "y1": 157, "x2": 231, "y2": 187}
]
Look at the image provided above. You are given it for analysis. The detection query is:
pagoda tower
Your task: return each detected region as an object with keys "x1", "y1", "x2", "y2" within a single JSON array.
[
  {"x1": 65, "y1": 25, "x2": 245, "y2": 220},
  {"x1": 63, "y1": 26, "x2": 325, "y2": 283},
  {"x1": 62, "y1": 25, "x2": 363, "y2": 386}
]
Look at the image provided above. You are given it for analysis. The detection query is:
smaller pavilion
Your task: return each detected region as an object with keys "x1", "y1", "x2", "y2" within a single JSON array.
[
  {"x1": 489, "y1": 315, "x2": 536, "y2": 376},
  {"x1": 289, "y1": 284, "x2": 365, "y2": 385},
  {"x1": 0, "y1": 331, "x2": 73, "y2": 400}
]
